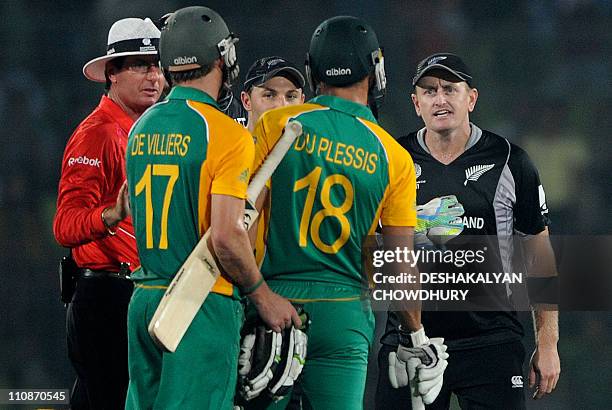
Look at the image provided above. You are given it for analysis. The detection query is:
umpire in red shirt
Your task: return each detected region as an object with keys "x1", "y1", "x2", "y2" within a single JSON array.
[{"x1": 53, "y1": 17, "x2": 164, "y2": 409}]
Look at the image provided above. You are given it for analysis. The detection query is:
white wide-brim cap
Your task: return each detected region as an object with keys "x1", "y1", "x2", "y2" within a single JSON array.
[{"x1": 83, "y1": 17, "x2": 161, "y2": 82}]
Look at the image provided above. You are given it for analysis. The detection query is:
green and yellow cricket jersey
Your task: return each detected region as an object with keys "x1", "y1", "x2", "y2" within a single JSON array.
[
  {"x1": 252, "y1": 95, "x2": 417, "y2": 298},
  {"x1": 126, "y1": 86, "x2": 253, "y2": 297}
]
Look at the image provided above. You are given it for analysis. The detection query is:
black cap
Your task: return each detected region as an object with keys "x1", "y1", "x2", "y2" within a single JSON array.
[
  {"x1": 243, "y1": 56, "x2": 305, "y2": 91},
  {"x1": 412, "y1": 53, "x2": 473, "y2": 87}
]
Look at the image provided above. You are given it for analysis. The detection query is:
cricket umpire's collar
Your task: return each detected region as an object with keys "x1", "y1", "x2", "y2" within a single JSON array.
[{"x1": 83, "y1": 17, "x2": 161, "y2": 82}]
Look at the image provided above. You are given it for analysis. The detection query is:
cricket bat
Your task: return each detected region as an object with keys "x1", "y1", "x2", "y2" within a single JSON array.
[
  {"x1": 148, "y1": 121, "x2": 303, "y2": 352},
  {"x1": 412, "y1": 395, "x2": 425, "y2": 410},
  {"x1": 408, "y1": 358, "x2": 426, "y2": 410}
]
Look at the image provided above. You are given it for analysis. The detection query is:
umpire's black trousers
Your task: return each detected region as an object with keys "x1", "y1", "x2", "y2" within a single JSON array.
[{"x1": 66, "y1": 276, "x2": 133, "y2": 410}]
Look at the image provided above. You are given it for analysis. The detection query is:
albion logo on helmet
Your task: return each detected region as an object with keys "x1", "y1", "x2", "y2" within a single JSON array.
[
  {"x1": 174, "y1": 56, "x2": 198, "y2": 65},
  {"x1": 326, "y1": 67, "x2": 352, "y2": 76}
]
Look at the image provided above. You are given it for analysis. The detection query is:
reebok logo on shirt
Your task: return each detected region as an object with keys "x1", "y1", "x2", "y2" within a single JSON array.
[{"x1": 68, "y1": 155, "x2": 101, "y2": 168}]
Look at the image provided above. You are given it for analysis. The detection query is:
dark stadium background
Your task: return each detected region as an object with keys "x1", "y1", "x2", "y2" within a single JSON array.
[{"x1": 0, "y1": 1, "x2": 610, "y2": 408}]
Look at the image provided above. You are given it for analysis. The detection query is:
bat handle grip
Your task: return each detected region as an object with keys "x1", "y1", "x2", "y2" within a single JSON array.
[{"x1": 412, "y1": 395, "x2": 425, "y2": 410}]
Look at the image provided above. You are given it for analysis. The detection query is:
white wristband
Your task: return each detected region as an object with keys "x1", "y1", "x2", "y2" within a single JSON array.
[
  {"x1": 410, "y1": 327, "x2": 429, "y2": 347},
  {"x1": 398, "y1": 325, "x2": 429, "y2": 347}
]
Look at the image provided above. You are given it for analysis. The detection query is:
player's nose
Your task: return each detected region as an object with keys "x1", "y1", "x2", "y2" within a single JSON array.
[
  {"x1": 433, "y1": 91, "x2": 447, "y2": 105},
  {"x1": 278, "y1": 96, "x2": 291, "y2": 107}
]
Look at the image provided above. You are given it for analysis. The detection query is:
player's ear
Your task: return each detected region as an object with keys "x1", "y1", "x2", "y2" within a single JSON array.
[
  {"x1": 411, "y1": 93, "x2": 421, "y2": 117},
  {"x1": 106, "y1": 64, "x2": 118, "y2": 84},
  {"x1": 214, "y1": 57, "x2": 224, "y2": 70},
  {"x1": 240, "y1": 90, "x2": 251, "y2": 111},
  {"x1": 468, "y1": 87, "x2": 478, "y2": 113},
  {"x1": 299, "y1": 90, "x2": 305, "y2": 104}
]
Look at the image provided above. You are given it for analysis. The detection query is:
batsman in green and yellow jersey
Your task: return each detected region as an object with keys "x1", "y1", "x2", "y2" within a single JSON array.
[
  {"x1": 124, "y1": 7, "x2": 299, "y2": 409},
  {"x1": 248, "y1": 16, "x2": 422, "y2": 409}
]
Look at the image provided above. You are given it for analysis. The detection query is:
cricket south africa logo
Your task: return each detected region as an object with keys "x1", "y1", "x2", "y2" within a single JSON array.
[{"x1": 464, "y1": 164, "x2": 494, "y2": 186}]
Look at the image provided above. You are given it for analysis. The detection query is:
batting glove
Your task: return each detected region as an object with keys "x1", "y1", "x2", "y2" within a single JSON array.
[
  {"x1": 389, "y1": 327, "x2": 449, "y2": 404},
  {"x1": 237, "y1": 310, "x2": 309, "y2": 402},
  {"x1": 267, "y1": 326, "x2": 308, "y2": 401},
  {"x1": 238, "y1": 327, "x2": 282, "y2": 400}
]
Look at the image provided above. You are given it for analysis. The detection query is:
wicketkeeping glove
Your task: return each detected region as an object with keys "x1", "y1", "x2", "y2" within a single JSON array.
[
  {"x1": 389, "y1": 327, "x2": 449, "y2": 404},
  {"x1": 416, "y1": 195, "x2": 465, "y2": 246}
]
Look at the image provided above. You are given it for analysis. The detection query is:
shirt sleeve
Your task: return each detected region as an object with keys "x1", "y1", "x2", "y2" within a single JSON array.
[
  {"x1": 509, "y1": 144, "x2": 549, "y2": 235},
  {"x1": 209, "y1": 123, "x2": 254, "y2": 199},
  {"x1": 251, "y1": 112, "x2": 278, "y2": 175},
  {"x1": 381, "y1": 142, "x2": 417, "y2": 227},
  {"x1": 53, "y1": 123, "x2": 120, "y2": 247}
]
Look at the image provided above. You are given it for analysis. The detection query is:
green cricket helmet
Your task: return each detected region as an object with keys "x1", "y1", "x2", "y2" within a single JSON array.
[
  {"x1": 305, "y1": 16, "x2": 386, "y2": 93},
  {"x1": 159, "y1": 6, "x2": 239, "y2": 82}
]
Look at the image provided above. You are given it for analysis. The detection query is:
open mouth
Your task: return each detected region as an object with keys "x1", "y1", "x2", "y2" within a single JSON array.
[{"x1": 433, "y1": 110, "x2": 452, "y2": 117}]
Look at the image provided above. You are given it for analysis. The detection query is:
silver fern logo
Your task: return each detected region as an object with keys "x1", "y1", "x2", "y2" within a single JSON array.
[
  {"x1": 464, "y1": 164, "x2": 494, "y2": 186},
  {"x1": 427, "y1": 56, "x2": 447, "y2": 65}
]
